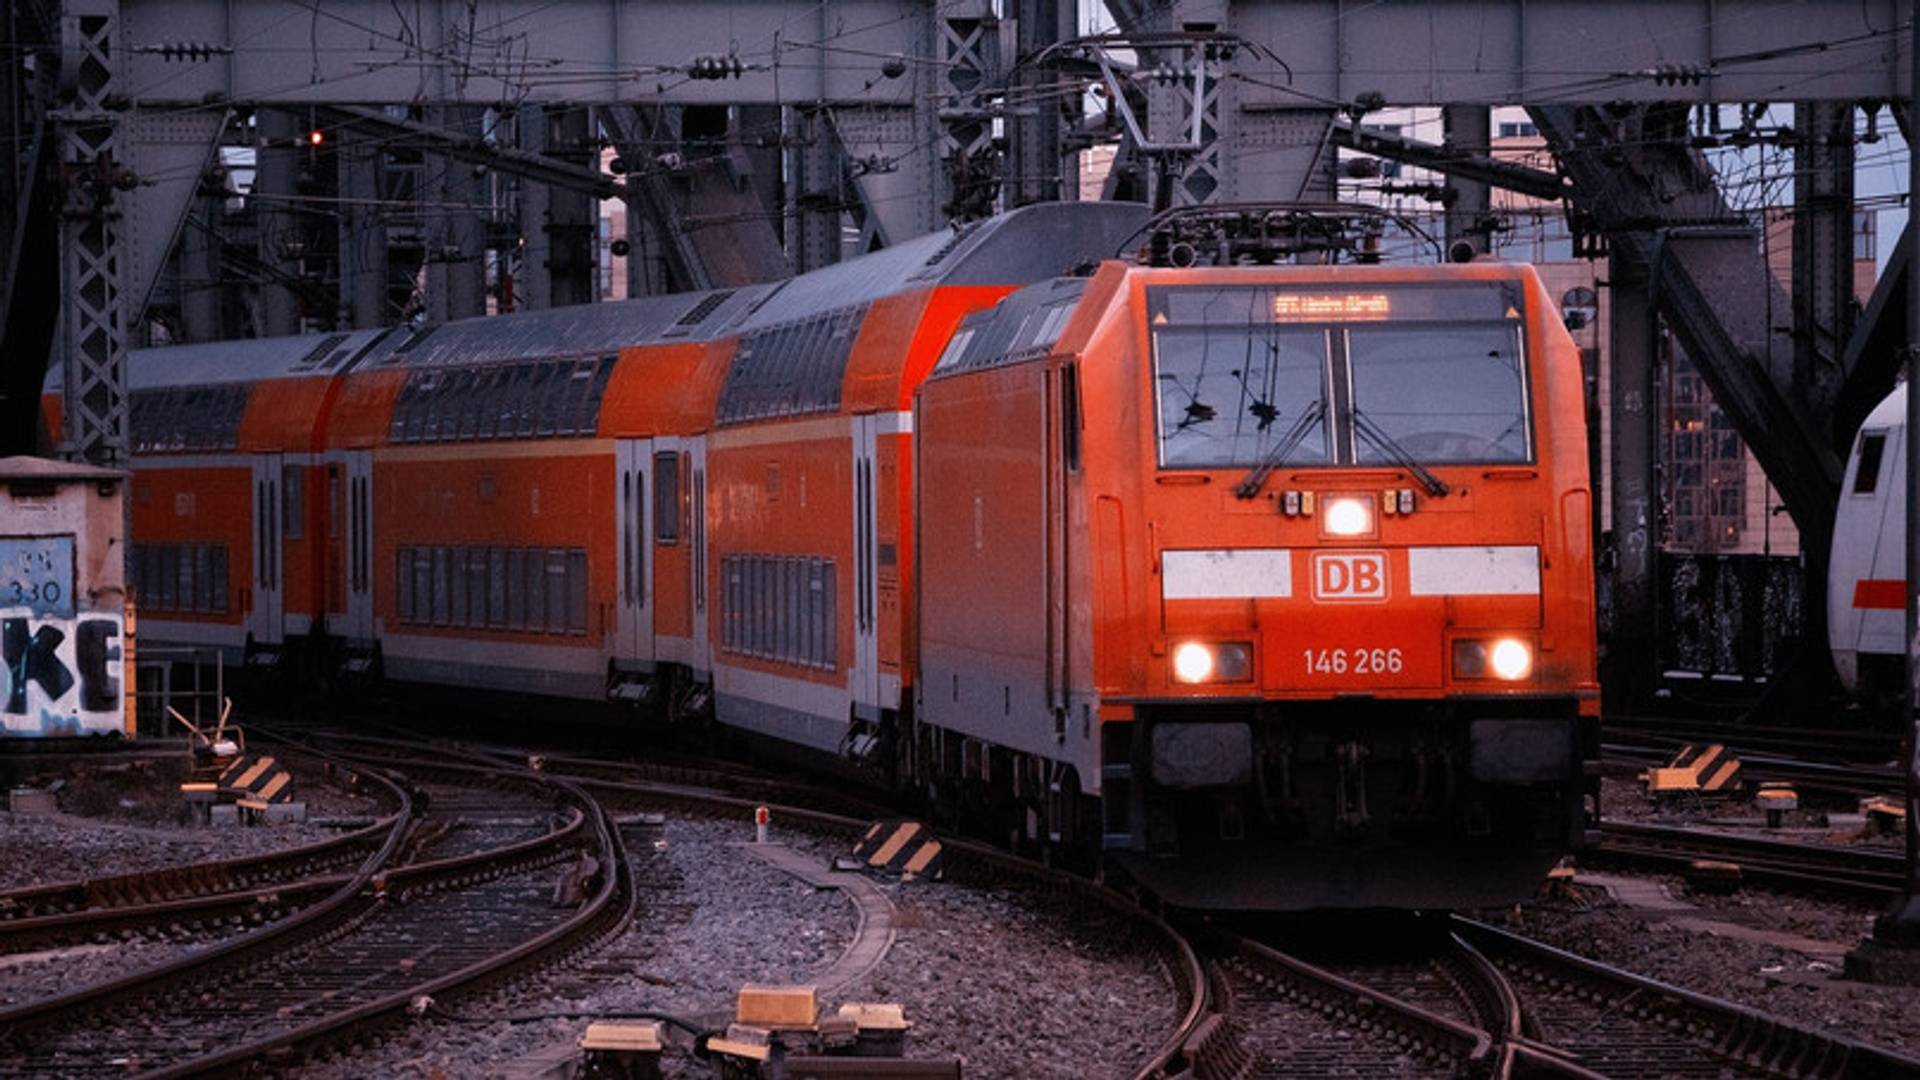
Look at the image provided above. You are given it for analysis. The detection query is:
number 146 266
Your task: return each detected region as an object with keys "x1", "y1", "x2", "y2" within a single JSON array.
[{"x1": 1302, "y1": 647, "x2": 1404, "y2": 675}]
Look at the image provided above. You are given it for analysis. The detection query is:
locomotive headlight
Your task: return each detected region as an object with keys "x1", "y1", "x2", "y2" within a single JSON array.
[
  {"x1": 1171, "y1": 641, "x2": 1254, "y2": 684},
  {"x1": 1453, "y1": 637, "x2": 1533, "y2": 681},
  {"x1": 1172, "y1": 642, "x2": 1215, "y2": 683},
  {"x1": 1490, "y1": 638, "x2": 1533, "y2": 680},
  {"x1": 1323, "y1": 495, "x2": 1373, "y2": 537}
]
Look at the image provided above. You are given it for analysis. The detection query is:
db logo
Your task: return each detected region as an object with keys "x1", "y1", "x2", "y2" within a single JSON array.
[{"x1": 1311, "y1": 552, "x2": 1388, "y2": 602}]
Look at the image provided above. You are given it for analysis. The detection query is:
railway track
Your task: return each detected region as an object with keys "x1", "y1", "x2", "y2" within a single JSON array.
[
  {"x1": 0, "y1": 751, "x2": 630, "y2": 1079},
  {"x1": 1601, "y1": 716, "x2": 1901, "y2": 798},
  {"x1": 0, "y1": 761, "x2": 402, "y2": 954},
  {"x1": 0, "y1": 726, "x2": 1218, "y2": 1078},
  {"x1": 1593, "y1": 820, "x2": 1904, "y2": 898},
  {"x1": 1210, "y1": 914, "x2": 1920, "y2": 1079},
  {"x1": 1602, "y1": 717, "x2": 1900, "y2": 768}
]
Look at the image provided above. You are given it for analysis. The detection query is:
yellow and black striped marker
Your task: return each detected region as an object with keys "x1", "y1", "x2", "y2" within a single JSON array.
[
  {"x1": 1645, "y1": 743, "x2": 1741, "y2": 796},
  {"x1": 219, "y1": 753, "x2": 295, "y2": 804},
  {"x1": 853, "y1": 820, "x2": 944, "y2": 879}
]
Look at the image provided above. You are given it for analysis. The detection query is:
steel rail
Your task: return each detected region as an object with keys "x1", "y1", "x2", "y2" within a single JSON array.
[
  {"x1": 134, "y1": 764, "x2": 633, "y2": 1079},
  {"x1": 1452, "y1": 916, "x2": 1920, "y2": 1079},
  {"x1": 1595, "y1": 820, "x2": 1904, "y2": 897},
  {"x1": 0, "y1": 765, "x2": 417, "y2": 1042},
  {"x1": 0, "y1": 762, "x2": 399, "y2": 923}
]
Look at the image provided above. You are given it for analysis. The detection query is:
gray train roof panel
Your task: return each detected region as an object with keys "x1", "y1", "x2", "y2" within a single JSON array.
[
  {"x1": 358, "y1": 290, "x2": 735, "y2": 368},
  {"x1": 726, "y1": 202, "x2": 1150, "y2": 335},
  {"x1": 111, "y1": 202, "x2": 1155, "y2": 390},
  {"x1": 105, "y1": 328, "x2": 389, "y2": 390}
]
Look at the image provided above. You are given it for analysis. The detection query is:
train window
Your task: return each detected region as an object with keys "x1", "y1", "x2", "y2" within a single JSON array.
[
  {"x1": 147, "y1": 544, "x2": 206, "y2": 611},
  {"x1": 565, "y1": 550, "x2": 588, "y2": 634},
  {"x1": 546, "y1": 550, "x2": 569, "y2": 633},
  {"x1": 469, "y1": 548, "x2": 490, "y2": 626},
  {"x1": 819, "y1": 561, "x2": 836, "y2": 668},
  {"x1": 1153, "y1": 325, "x2": 1330, "y2": 469},
  {"x1": 450, "y1": 549, "x2": 469, "y2": 626},
  {"x1": 282, "y1": 466, "x2": 305, "y2": 540},
  {"x1": 209, "y1": 546, "x2": 229, "y2": 613},
  {"x1": 177, "y1": 547, "x2": 195, "y2": 613},
  {"x1": 934, "y1": 328, "x2": 977, "y2": 374},
  {"x1": 328, "y1": 468, "x2": 342, "y2": 541},
  {"x1": 522, "y1": 547, "x2": 546, "y2": 631},
  {"x1": 1061, "y1": 363, "x2": 1082, "y2": 471},
  {"x1": 432, "y1": 547, "x2": 451, "y2": 626},
  {"x1": 1346, "y1": 324, "x2": 1530, "y2": 464},
  {"x1": 1853, "y1": 432, "x2": 1887, "y2": 494},
  {"x1": 396, "y1": 548, "x2": 413, "y2": 622},
  {"x1": 717, "y1": 304, "x2": 865, "y2": 425},
  {"x1": 654, "y1": 453, "x2": 681, "y2": 544},
  {"x1": 413, "y1": 548, "x2": 433, "y2": 625},
  {"x1": 521, "y1": 365, "x2": 553, "y2": 438},
  {"x1": 455, "y1": 369, "x2": 482, "y2": 440},
  {"x1": 722, "y1": 558, "x2": 739, "y2": 651},
  {"x1": 193, "y1": 546, "x2": 213, "y2": 612},
  {"x1": 488, "y1": 549, "x2": 508, "y2": 627},
  {"x1": 505, "y1": 549, "x2": 527, "y2": 629}
]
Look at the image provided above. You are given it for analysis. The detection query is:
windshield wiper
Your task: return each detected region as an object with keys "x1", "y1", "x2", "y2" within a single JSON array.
[
  {"x1": 1233, "y1": 400, "x2": 1325, "y2": 500},
  {"x1": 1352, "y1": 410, "x2": 1449, "y2": 497}
]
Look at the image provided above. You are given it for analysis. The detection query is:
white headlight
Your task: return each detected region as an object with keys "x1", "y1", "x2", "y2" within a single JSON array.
[
  {"x1": 1490, "y1": 638, "x2": 1532, "y2": 680},
  {"x1": 1172, "y1": 642, "x2": 1215, "y2": 683},
  {"x1": 1323, "y1": 496, "x2": 1373, "y2": 536}
]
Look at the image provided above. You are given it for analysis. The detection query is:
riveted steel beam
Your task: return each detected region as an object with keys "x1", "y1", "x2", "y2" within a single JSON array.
[
  {"x1": 1532, "y1": 104, "x2": 1841, "y2": 555},
  {"x1": 1329, "y1": 118, "x2": 1565, "y2": 202},
  {"x1": 54, "y1": 0, "x2": 128, "y2": 466}
]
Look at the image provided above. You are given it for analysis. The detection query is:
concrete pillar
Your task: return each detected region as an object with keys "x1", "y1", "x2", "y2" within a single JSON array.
[
  {"x1": 337, "y1": 128, "x2": 389, "y2": 329},
  {"x1": 254, "y1": 110, "x2": 300, "y2": 336},
  {"x1": 1442, "y1": 105, "x2": 1492, "y2": 261},
  {"x1": 1607, "y1": 256, "x2": 1660, "y2": 707},
  {"x1": 426, "y1": 107, "x2": 485, "y2": 323}
]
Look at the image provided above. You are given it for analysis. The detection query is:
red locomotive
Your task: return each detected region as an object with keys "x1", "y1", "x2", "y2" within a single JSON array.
[{"x1": 53, "y1": 202, "x2": 1597, "y2": 909}]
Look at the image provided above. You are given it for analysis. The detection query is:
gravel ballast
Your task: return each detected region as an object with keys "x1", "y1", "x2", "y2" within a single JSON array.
[{"x1": 293, "y1": 815, "x2": 1179, "y2": 1079}]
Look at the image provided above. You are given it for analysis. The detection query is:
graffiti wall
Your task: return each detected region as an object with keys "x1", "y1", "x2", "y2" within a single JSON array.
[{"x1": 2, "y1": 535, "x2": 126, "y2": 736}]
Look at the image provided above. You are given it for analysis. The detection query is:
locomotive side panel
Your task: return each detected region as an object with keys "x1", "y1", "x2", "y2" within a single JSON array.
[{"x1": 918, "y1": 362, "x2": 1056, "y2": 761}]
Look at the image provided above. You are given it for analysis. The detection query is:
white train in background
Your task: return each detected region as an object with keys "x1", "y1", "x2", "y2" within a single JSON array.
[{"x1": 1829, "y1": 380, "x2": 1910, "y2": 700}]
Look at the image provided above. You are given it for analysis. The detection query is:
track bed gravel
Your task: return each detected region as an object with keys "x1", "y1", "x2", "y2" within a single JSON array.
[
  {"x1": 1484, "y1": 880, "x2": 1920, "y2": 1057},
  {"x1": 0, "y1": 939, "x2": 203, "y2": 1008},
  {"x1": 0, "y1": 752, "x2": 381, "y2": 891},
  {"x1": 294, "y1": 816, "x2": 1175, "y2": 1079}
]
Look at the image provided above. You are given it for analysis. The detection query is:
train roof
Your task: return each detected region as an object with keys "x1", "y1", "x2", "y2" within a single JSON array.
[
  {"x1": 1859, "y1": 379, "x2": 1908, "y2": 431},
  {"x1": 103, "y1": 201, "x2": 1150, "y2": 390}
]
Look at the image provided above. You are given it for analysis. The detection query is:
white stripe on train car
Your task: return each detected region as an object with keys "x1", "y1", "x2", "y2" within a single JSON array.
[
  {"x1": 1162, "y1": 549, "x2": 1293, "y2": 600},
  {"x1": 1406, "y1": 546, "x2": 1540, "y2": 596}
]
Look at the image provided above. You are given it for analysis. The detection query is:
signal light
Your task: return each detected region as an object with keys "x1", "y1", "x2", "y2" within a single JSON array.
[{"x1": 1323, "y1": 495, "x2": 1373, "y2": 537}]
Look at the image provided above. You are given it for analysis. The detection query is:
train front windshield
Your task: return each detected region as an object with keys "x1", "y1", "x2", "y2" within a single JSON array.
[{"x1": 1150, "y1": 281, "x2": 1532, "y2": 469}]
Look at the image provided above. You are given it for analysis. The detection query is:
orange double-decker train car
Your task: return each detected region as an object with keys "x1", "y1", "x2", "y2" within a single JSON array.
[
  {"x1": 80, "y1": 202, "x2": 1595, "y2": 910},
  {"x1": 916, "y1": 208, "x2": 1599, "y2": 908}
]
